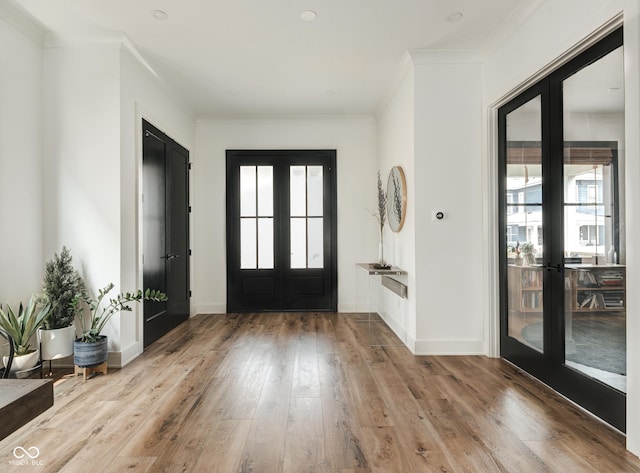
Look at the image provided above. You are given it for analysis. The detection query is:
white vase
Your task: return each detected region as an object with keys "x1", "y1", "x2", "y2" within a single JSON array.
[
  {"x1": 378, "y1": 240, "x2": 386, "y2": 267},
  {"x1": 38, "y1": 325, "x2": 76, "y2": 360},
  {"x1": 3, "y1": 349, "x2": 39, "y2": 372}
]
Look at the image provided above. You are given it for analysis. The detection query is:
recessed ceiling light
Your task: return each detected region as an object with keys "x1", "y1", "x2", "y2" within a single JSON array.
[
  {"x1": 447, "y1": 11, "x2": 463, "y2": 22},
  {"x1": 151, "y1": 9, "x2": 168, "y2": 20},
  {"x1": 228, "y1": 90, "x2": 239, "y2": 96},
  {"x1": 326, "y1": 90, "x2": 336, "y2": 96},
  {"x1": 300, "y1": 10, "x2": 317, "y2": 22}
]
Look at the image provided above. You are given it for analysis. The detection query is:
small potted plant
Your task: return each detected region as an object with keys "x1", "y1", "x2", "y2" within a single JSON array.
[
  {"x1": 72, "y1": 284, "x2": 167, "y2": 368},
  {"x1": 371, "y1": 170, "x2": 389, "y2": 269},
  {"x1": 39, "y1": 247, "x2": 85, "y2": 360},
  {"x1": 521, "y1": 242, "x2": 536, "y2": 265},
  {"x1": 0, "y1": 296, "x2": 51, "y2": 373}
]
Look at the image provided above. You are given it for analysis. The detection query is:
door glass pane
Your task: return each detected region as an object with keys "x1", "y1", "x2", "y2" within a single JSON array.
[
  {"x1": 257, "y1": 218, "x2": 274, "y2": 269},
  {"x1": 240, "y1": 166, "x2": 256, "y2": 217},
  {"x1": 240, "y1": 218, "x2": 257, "y2": 269},
  {"x1": 291, "y1": 218, "x2": 306, "y2": 268},
  {"x1": 290, "y1": 166, "x2": 306, "y2": 217},
  {"x1": 307, "y1": 166, "x2": 323, "y2": 216},
  {"x1": 562, "y1": 46, "x2": 625, "y2": 392},
  {"x1": 308, "y1": 217, "x2": 323, "y2": 268},
  {"x1": 257, "y1": 166, "x2": 273, "y2": 217},
  {"x1": 505, "y1": 95, "x2": 543, "y2": 352}
]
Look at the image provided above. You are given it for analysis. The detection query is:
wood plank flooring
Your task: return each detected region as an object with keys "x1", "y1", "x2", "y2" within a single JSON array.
[{"x1": 1, "y1": 312, "x2": 640, "y2": 472}]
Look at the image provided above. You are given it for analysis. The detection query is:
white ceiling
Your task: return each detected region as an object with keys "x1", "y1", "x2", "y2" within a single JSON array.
[{"x1": 9, "y1": 0, "x2": 544, "y2": 117}]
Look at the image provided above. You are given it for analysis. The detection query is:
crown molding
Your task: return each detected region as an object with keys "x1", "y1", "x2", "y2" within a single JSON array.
[
  {"x1": 0, "y1": 0, "x2": 46, "y2": 45},
  {"x1": 121, "y1": 35, "x2": 160, "y2": 79},
  {"x1": 196, "y1": 114, "x2": 376, "y2": 124},
  {"x1": 374, "y1": 50, "x2": 414, "y2": 119}
]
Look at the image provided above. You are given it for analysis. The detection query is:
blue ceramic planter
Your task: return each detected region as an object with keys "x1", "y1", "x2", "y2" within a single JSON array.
[{"x1": 73, "y1": 335, "x2": 108, "y2": 367}]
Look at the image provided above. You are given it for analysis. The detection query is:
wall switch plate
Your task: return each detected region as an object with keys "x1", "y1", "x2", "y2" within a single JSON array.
[{"x1": 431, "y1": 210, "x2": 445, "y2": 221}]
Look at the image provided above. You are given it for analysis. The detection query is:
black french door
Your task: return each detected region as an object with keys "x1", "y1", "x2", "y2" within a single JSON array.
[
  {"x1": 499, "y1": 28, "x2": 625, "y2": 431},
  {"x1": 142, "y1": 120, "x2": 190, "y2": 347},
  {"x1": 226, "y1": 150, "x2": 337, "y2": 312}
]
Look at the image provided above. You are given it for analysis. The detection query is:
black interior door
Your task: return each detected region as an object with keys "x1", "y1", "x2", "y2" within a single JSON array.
[
  {"x1": 226, "y1": 150, "x2": 337, "y2": 312},
  {"x1": 143, "y1": 120, "x2": 190, "y2": 347},
  {"x1": 499, "y1": 29, "x2": 625, "y2": 431}
]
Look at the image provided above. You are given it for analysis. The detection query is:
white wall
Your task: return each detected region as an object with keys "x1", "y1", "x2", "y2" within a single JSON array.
[
  {"x1": 412, "y1": 56, "x2": 484, "y2": 354},
  {"x1": 377, "y1": 53, "x2": 484, "y2": 355},
  {"x1": 193, "y1": 117, "x2": 378, "y2": 314},
  {"x1": 119, "y1": 42, "x2": 196, "y2": 364},
  {"x1": 42, "y1": 41, "x2": 122, "y2": 354},
  {"x1": 377, "y1": 65, "x2": 416, "y2": 345},
  {"x1": 42, "y1": 43, "x2": 121, "y2": 261},
  {"x1": 0, "y1": 14, "x2": 44, "y2": 304}
]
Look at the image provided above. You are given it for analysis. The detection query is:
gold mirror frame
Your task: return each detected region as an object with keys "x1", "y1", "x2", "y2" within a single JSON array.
[{"x1": 386, "y1": 166, "x2": 407, "y2": 232}]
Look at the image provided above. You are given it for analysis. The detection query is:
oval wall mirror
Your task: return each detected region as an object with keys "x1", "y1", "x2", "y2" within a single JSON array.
[{"x1": 386, "y1": 166, "x2": 407, "y2": 232}]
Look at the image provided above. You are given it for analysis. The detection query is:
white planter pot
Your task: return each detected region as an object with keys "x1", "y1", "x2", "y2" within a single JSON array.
[
  {"x1": 38, "y1": 325, "x2": 75, "y2": 360},
  {"x1": 3, "y1": 349, "x2": 39, "y2": 372}
]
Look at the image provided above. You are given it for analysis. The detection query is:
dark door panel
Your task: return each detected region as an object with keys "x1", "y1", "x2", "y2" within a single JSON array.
[
  {"x1": 166, "y1": 145, "x2": 190, "y2": 324},
  {"x1": 226, "y1": 150, "x2": 337, "y2": 312},
  {"x1": 142, "y1": 129, "x2": 167, "y2": 335},
  {"x1": 143, "y1": 120, "x2": 190, "y2": 347}
]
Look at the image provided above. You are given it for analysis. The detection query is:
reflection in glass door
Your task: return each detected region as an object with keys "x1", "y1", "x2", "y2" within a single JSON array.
[
  {"x1": 499, "y1": 28, "x2": 625, "y2": 431},
  {"x1": 562, "y1": 45, "x2": 625, "y2": 392},
  {"x1": 505, "y1": 96, "x2": 544, "y2": 353}
]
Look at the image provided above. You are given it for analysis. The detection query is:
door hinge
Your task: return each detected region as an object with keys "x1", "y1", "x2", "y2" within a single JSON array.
[
  {"x1": 189, "y1": 206, "x2": 192, "y2": 213},
  {"x1": 189, "y1": 290, "x2": 192, "y2": 298},
  {"x1": 188, "y1": 162, "x2": 192, "y2": 170},
  {"x1": 189, "y1": 249, "x2": 192, "y2": 256}
]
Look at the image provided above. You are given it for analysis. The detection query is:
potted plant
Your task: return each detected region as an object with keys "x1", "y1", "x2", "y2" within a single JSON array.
[
  {"x1": 39, "y1": 247, "x2": 85, "y2": 360},
  {"x1": 521, "y1": 242, "x2": 536, "y2": 265},
  {"x1": 371, "y1": 170, "x2": 389, "y2": 269},
  {"x1": 72, "y1": 283, "x2": 167, "y2": 368},
  {"x1": 0, "y1": 296, "x2": 51, "y2": 372}
]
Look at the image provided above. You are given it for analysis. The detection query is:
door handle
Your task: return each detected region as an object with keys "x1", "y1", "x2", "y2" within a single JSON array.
[
  {"x1": 161, "y1": 253, "x2": 180, "y2": 260},
  {"x1": 544, "y1": 263, "x2": 562, "y2": 272}
]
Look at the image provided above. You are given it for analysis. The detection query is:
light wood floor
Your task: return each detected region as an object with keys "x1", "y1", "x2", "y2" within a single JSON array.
[{"x1": 2, "y1": 312, "x2": 640, "y2": 472}]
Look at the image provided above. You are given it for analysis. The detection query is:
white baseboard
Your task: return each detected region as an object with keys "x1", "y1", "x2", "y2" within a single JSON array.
[
  {"x1": 119, "y1": 342, "x2": 143, "y2": 367},
  {"x1": 378, "y1": 310, "x2": 408, "y2": 346},
  {"x1": 339, "y1": 301, "x2": 371, "y2": 313},
  {"x1": 405, "y1": 333, "x2": 417, "y2": 354},
  {"x1": 107, "y1": 350, "x2": 123, "y2": 368},
  {"x1": 412, "y1": 339, "x2": 485, "y2": 355},
  {"x1": 195, "y1": 303, "x2": 226, "y2": 314}
]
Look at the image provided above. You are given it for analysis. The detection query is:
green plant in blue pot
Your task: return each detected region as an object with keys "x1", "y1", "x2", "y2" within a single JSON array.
[{"x1": 72, "y1": 284, "x2": 167, "y2": 369}]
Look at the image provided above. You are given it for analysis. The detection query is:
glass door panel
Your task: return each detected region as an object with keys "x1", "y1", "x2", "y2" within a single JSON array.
[
  {"x1": 240, "y1": 165, "x2": 274, "y2": 270},
  {"x1": 505, "y1": 95, "x2": 544, "y2": 352},
  {"x1": 290, "y1": 165, "x2": 324, "y2": 269},
  {"x1": 562, "y1": 46, "x2": 626, "y2": 392}
]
